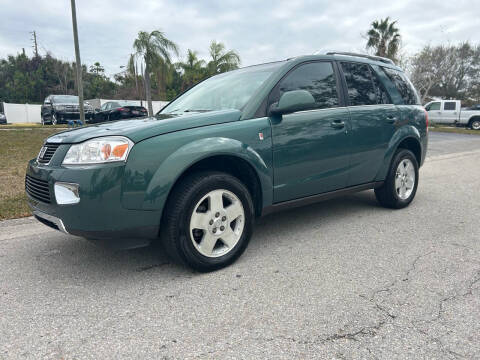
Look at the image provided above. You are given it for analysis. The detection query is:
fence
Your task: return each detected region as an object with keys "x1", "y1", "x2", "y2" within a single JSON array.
[
  {"x1": 2, "y1": 100, "x2": 169, "y2": 124},
  {"x1": 2, "y1": 103, "x2": 42, "y2": 124}
]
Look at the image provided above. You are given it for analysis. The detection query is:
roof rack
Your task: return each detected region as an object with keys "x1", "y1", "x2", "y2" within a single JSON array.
[{"x1": 324, "y1": 51, "x2": 395, "y2": 65}]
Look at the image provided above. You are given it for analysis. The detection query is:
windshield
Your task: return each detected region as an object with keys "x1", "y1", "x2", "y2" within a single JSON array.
[
  {"x1": 53, "y1": 95, "x2": 79, "y2": 104},
  {"x1": 160, "y1": 62, "x2": 283, "y2": 115}
]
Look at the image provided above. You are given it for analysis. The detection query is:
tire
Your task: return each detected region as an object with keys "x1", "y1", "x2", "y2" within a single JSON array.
[
  {"x1": 51, "y1": 113, "x2": 58, "y2": 126},
  {"x1": 161, "y1": 171, "x2": 254, "y2": 272},
  {"x1": 470, "y1": 118, "x2": 480, "y2": 130},
  {"x1": 375, "y1": 149, "x2": 419, "y2": 209}
]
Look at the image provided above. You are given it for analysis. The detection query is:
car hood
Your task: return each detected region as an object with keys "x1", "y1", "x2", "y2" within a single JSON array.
[{"x1": 46, "y1": 109, "x2": 242, "y2": 144}]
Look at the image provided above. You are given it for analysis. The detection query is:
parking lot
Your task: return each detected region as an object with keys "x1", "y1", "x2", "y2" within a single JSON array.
[{"x1": 1, "y1": 131, "x2": 479, "y2": 359}]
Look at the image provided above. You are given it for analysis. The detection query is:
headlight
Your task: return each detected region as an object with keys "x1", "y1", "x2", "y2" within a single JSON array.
[{"x1": 62, "y1": 136, "x2": 133, "y2": 165}]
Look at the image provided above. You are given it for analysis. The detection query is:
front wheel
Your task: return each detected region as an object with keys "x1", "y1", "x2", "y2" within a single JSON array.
[
  {"x1": 161, "y1": 171, "x2": 254, "y2": 272},
  {"x1": 375, "y1": 149, "x2": 419, "y2": 209}
]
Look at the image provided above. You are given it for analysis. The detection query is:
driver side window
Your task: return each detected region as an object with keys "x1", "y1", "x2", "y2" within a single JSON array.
[
  {"x1": 101, "y1": 103, "x2": 108, "y2": 111},
  {"x1": 269, "y1": 62, "x2": 339, "y2": 111},
  {"x1": 426, "y1": 102, "x2": 440, "y2": 111}
]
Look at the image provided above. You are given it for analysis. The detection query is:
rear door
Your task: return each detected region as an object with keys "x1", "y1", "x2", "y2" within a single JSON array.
[
  {"x1": 269, "y1": 61, "x2": 351, "y2": 202},
  {"x1": 441, "y1": 101, "x2": 459, "y2": 124},
  {"x1": 340, "y1": 61, "x2": 399, "y2": 186}
]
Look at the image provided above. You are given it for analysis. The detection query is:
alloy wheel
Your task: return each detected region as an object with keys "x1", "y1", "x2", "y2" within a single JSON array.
[
  {"x1": 189, "y1": 189, "x2": 245, "y2": 258},
  {"x1": 395, "y1": 159, "x2": 415, "y2": 200}
]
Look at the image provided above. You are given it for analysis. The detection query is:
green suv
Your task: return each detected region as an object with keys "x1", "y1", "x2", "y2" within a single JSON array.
[{"x1": 26, "y1": 52, "x2": 428, "y2": 271}]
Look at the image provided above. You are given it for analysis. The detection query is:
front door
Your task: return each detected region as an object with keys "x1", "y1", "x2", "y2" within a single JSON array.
[
  {"x1": 269, "y1": 61, "x2": 351, "y2": 203},
  {"x1": 425, "y1": 101, "x2": 442, "y2": 123}
]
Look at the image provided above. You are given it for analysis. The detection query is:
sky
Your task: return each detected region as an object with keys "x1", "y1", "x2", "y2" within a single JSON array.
[{"x1": 1, "y1": 0, "x2": 478, "y2": 77}]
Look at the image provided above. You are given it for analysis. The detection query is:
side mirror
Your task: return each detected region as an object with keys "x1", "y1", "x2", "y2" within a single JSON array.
[
  {"x1": 95, "y1": 108, "x2": 100, "y2": 112},
  {"x1": 269, "y1": 90, "x2": 315, "y2": 116}
]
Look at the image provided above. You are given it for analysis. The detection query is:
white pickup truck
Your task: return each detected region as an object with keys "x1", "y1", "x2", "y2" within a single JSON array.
[{"x1": 424, "y1": 100, "x2": 480, "y2": 130}]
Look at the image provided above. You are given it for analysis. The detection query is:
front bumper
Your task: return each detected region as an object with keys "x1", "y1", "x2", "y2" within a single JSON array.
[{"x1": 26, "y1": 153, "x2": 162, "y2": 248}]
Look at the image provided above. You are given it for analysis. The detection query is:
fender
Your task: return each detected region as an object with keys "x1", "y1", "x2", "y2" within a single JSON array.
[
  {"x1": 375, "y1": 125, "x2": 421, "y2": 181},
  {"x1": 129, "y1": 136, "x2": 273, "y2": 212}
]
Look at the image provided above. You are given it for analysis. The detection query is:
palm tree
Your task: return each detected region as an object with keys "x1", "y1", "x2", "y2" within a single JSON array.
[
  {"x1": 366, "y1": 17, "x2": 401, "y2": 62},
  {"x1": 133, "y1": 30, "x2": 179, "y2": 116},
  {"x1": 177, "y1": 49, "x2": 206, "y2": 90},
  {"x1": 207, "y1": 41, "x2": 240, "y2": 75}
]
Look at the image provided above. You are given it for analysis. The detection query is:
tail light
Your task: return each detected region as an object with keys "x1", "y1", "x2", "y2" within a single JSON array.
[{"x1": 118, "y1": 107, "x2": 129, "y2": 112}]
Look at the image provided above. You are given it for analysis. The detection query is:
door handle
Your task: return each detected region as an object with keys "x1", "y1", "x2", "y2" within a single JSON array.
[
  {"x1": 331, "y1": 120, "x2": 345, "y2": 129},
  {"x1": 387, "y1": 115, "x2": 397, "y2": 124}
]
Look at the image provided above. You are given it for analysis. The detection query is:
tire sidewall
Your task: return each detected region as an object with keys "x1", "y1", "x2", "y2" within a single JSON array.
[
  {"x1": 471, "y1": 120, "x2": 480, "y2": 130},
  {"x1": 173, "y1": 174, "x2": 254, "y2": 271},
  {"x1": 387, "y1": 149, "x2": 419, "y2": 207}
]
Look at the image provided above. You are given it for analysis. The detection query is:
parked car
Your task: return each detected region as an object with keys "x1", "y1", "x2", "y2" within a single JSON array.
[
  {"x1": 90, "y1": 101, "x2": 147, "y2": 123},
  {"x1": 27, "y1": 52, "x2": 427, "y2": 271},
  {"x1": 41, "y1": 95, "x2": 94, "y2": 125},
  {"x1": 0, "y1": 112, "x2": 6, "y2": 124},
  {"x1": 424, "y1": 100, "x2": 480, "y2": 130}
]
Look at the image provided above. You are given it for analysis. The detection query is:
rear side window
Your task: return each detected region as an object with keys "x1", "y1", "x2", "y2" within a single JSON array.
[
  {"x1": 426, "y1": 102, "x2": 440, "y2": 111},
  {"x1": 444, "y1": 101, "x2": 456, "y2": 111},
  {"x1": 341, "y1": 62, "x2": 377, "y2": 106},
  {"x1": 270, "y1": 62, "x2": 339, "y2": 110},
  {"x1": 381, "y1": 67, "x2": 420, "y2": 105}
]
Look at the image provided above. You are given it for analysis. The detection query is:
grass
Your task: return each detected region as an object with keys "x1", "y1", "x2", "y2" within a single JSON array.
[
  {"x1": 0, "y1": 128, "x2": 62, "y2": 220},
  {"x1": 429, "y1": 125, "x2": 480, "y2": 135}
]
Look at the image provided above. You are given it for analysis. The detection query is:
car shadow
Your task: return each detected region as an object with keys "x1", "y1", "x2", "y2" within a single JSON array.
[{"x1": 36, "y1": 190, "x2": 382, "y2": 280}]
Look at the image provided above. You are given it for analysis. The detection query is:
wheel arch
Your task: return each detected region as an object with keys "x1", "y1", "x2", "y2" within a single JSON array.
[
  {"x1": 376, "y1": 126, "x2": 423, "y2": 181},
  {"x1": 137, "y1": 137, "x2": 273, "y2": 218},
  {"x1": 165, "y1": 154, "x2": 264, "y2": 218}
]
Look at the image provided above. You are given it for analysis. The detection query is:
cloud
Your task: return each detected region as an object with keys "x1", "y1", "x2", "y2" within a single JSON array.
[{"x1": 0, "y1": 0, "x2": 478, "y2": 76}]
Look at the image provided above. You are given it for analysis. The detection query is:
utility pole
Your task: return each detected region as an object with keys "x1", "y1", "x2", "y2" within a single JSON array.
[
  {"x1": 70, "y1": 0, "x2": 85, "y2": 124},
  {"x1": 30, "y1": 31, "x2": 39, "y2": 58}
]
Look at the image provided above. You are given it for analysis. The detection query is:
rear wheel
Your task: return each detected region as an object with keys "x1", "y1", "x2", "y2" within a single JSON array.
[
  {"x1": 161, "y1": 171, "x2": 254, "y2": 272},
  {"x1": 375, "y1": 149, "x2": 419, "y2": 209},
  {"x1": 470, "y1": 119, "x2": 480, "y2": 130}
]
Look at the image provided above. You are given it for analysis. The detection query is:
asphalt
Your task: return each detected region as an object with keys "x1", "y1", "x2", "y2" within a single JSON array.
[{"x1": 1, "y1": 131, "x2": 480, "y2": 359}]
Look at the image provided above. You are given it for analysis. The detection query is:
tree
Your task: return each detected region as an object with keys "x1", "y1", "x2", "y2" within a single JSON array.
[
  {"x1": 207, "y1": 41, "x2": 240, "y2": 75},
  {"x1": 176, "y1": 49, "x2": 206, "y2": 90},
  {"x1": 89, "y1": 62, "x2": 104, "y2": 74},
  {"x1": 366, "y1": 17, "x2": 401, "y2": 62},
  {"x1": 409, "y1": 42, "x2": 480, "y2": 102},
  {"x1": 133, "y1": 30, "x2": 179, "y2": 115}
]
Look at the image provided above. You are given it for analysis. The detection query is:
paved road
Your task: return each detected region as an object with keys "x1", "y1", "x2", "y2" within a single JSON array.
[{"x1": 1, "y1": 132, "x2": 480, "y2": 359}]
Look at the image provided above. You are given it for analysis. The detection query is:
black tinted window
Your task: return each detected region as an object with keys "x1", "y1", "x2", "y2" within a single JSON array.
[
  {"x1": 444, "y1": 101, "x2": 456, "y2": 110},
  {"x1": 271, "y1": 62, "x2": 339, "y2": 110},
  {"x1": 382, "y1": 67, "x2": 420, "y2": 105},
  {"x1": 341, "y1": 62, "x2": 377, "y2": 106}
]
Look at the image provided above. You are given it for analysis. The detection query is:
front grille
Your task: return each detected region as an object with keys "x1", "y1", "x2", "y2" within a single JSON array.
[
  {"x1": 37, "y1": 143, "x2": 60, "y2": 164},
  {"x1": 25, "y1": 175, "x2": 51, "y2": 203}
]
